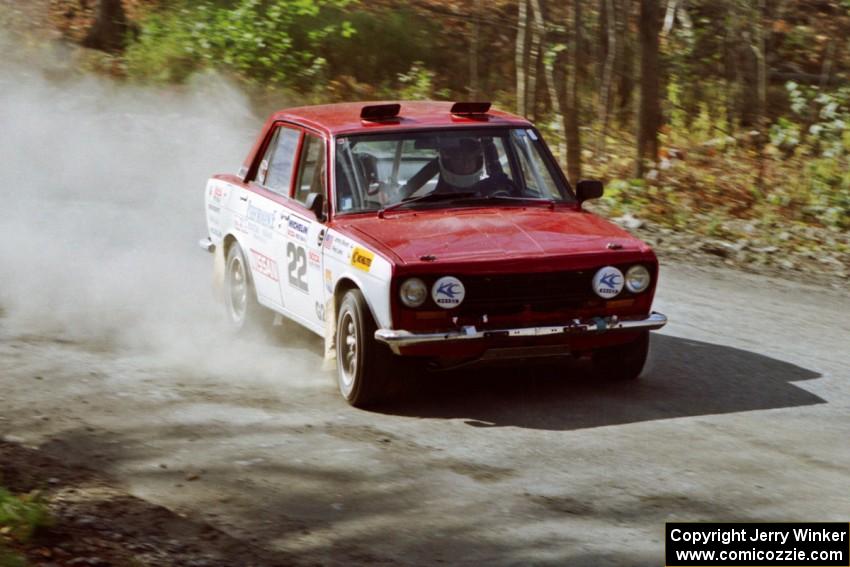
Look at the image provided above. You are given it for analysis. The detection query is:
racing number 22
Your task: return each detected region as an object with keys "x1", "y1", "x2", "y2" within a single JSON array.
[{"x1": 287, "y1": 242, "x2": 309, "y2": 292}]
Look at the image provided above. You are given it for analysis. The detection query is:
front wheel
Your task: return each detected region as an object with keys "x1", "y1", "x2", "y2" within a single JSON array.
[
  {"x1": 336, "y1": 289, "x2": 393, "y2": 407},
  {"x1": 591, "y1": 331, "x2": 650, "y2": 381}
]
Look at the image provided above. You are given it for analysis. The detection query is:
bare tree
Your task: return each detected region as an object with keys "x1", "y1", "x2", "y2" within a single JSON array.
[
  {"x1": 527, "y1": 0, "x2": 543, "y2": 119},
  {"x1": 516, "y1": 0, "x2": 529, "y2": 116},
  {"x1": 636, "y1": 0, "x2": 661, "y2": 177},
  {"x1": 534, "y1": 0, "x2": 567, "y2": 168},
  {"x1": 566, "y1": 0, "x2": 583, "y2": 183},
  {"x1": 597, "y1": 0, "x2": 617, "y2": 155},
  {"x1": 469, "y1": 0, "x2": 481, "y2": 99}
]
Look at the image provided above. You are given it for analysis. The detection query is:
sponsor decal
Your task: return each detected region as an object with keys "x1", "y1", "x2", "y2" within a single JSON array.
[
  {"x1": 233, "y1": 216, "x2": 249, "y2": 234},
  {"x1": 323, "y1": 232, "x2": 334, "y2": 249},
  {"x1": 211, "y1": 186, "x2": 224, "y2": 203},
  {"x1": 432, "y1": 276, "x2": 465, "y2": 309},
  {"x1": 247, "y1": 204, "x2": 275, "y2": 229},
  {"x1": 351, "y1": 247, "x2": 374, "y2": 272},
  {"x1": 207, "y1": 204, "x2": 221, "y2": 213},
  {"x1": 324, "y1": 268, "x2": 333, "y2": 293},
  {"x1": 287, "y1": 217, "x2": 310, "y2": 242},
  {"x1": 308, "y1": 249, "x2": 321, "y2": 269},
  {"x1": 250, "y1": 249, "x2": 279, "y2": 281},
  {"x1": 592, "y1": 266, "x2": 624, "y2": 298},
  {"x1": 330, "y1": 235, "x2": 353, "y2": 258},
  {"x1": 314, "y1": 301, "x2": 326, "y2": 322}
]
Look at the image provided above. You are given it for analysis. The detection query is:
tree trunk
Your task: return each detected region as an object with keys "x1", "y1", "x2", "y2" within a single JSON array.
[
  {"x1": 597, "y1": 0, "x2": 617, "y2": 155},
  {"x1": 469, "y1": 0, "x2": 481, "y2": 99},
  {"x1": 614, "y1": 0, "x2": 633, "y2": 126},
  {"x1": 753, "y1": 0, "x2": 768, "y2": 194},
  {"x1": 566, "y1": 0, "x2": 583, "y2": 184},
  {"x1": 536, "y1": 0, "x2": 567, "y2": 168},
  {"x1": 636, "y1": 0, "x2": 660, "y2": 178},
  {"x1": 527, "y1": 0, "x2": 543, "y2": 119},
  {"x1": 515, "y1": 0, "x2": 529, "y2": 116}
]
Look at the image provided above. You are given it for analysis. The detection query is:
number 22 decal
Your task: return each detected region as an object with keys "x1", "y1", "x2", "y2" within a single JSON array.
[{"x1": 287, "y1": 242, "x2": 308, "y2": 292}]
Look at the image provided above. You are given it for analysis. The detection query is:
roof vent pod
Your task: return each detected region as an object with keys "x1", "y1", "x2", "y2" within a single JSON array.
[
  {"x1": 360, "y1": 103, "x2": 401, "y2": 121},
  {"x1": 450, "y1": 101, "x2": 491, "y2": 115}
]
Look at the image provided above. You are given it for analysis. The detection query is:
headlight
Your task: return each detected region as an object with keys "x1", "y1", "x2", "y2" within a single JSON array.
[
  {"x1": 399, "y1": 278, "x2": 427, "y2": 307},
  {"x1": 625, "y1": 265, "x2": 651, "y2": 293},
  {"x1": 431, "y1": 276, "x2": 466, "y2": 309}
]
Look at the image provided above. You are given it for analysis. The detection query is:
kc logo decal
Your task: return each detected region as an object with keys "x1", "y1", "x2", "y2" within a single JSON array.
[{"x1": 592, "y1": 266, "x2": 624, "y2": 298}]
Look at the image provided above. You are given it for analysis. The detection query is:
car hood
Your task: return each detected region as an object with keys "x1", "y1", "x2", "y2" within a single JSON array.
[{"x1": 337, "y1": 206, "x2": 650, "y2": 265}]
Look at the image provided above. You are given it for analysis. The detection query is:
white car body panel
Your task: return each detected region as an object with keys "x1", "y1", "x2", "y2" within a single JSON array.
[{"x1": 204, "y1": 177, "x2": 394, "y2": 340}]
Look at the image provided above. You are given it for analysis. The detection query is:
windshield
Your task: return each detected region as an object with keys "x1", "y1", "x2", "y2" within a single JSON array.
[{"x1": 333, "y1": 128, "x2": 573, "y2": 214}]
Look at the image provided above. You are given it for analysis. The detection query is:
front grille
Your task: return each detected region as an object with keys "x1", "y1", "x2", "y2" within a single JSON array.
[{"x1": 458, "y1": 270, "x2": 597, "y2": 315}]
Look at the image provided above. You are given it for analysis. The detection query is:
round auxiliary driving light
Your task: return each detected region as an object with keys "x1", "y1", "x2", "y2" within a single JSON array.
[
  {"x1": 625, "y1": 265, "x2": 651, "y2": 293},
  {"x1": 400, "y1": 278, "x2": 428, "y2": 307},
  {"x1": 592, "y1": 266, "x2": 625, "y2": 298},
  {"x1": 432, "y1": 276, "x2": 466, "y2": 309}
]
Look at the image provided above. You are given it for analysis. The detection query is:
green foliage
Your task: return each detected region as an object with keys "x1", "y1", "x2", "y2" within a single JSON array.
[
  {"x1": 0, "y1": 549, "x2": 25, "y2": 567},
  {"x1": 0, "y1": 488, "x2": 51, "y2": 543},
  {"x1": 397, "y1": 62, "x2": 448, "y2": 101},
  {"x1": 124, "y1": 0, "x2": 353, "y2": 88},
  {"x1": 0, "y1": 486, "x2": 51, "y2": 567}
]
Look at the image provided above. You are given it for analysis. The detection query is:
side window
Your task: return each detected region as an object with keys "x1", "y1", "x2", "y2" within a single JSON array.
[
  {"x1": 294, "y1": 133, "x2": 326, "y2": 205},
  {"x1": 258, "y1": 125, "x2": 301, "y2": 196}
]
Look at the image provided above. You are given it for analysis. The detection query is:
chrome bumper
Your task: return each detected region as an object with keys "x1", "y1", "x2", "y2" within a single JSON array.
[{"x1": 374, "y1": 312, "x2": 667, "y2": 354}]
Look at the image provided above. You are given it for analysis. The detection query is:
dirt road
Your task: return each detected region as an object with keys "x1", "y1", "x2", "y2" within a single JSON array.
[{"x1": 2, "y1": 262, "x2": 849, "y2": 566}]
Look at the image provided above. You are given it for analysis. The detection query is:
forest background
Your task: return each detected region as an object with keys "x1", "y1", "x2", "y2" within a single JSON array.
[{"x1": 3, "y1": 0, "x2": 849, "y2": 282}]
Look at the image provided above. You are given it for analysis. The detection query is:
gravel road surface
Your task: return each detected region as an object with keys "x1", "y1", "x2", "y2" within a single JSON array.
[{"x1": 2, "y1": 263, "x2": 848, "y2": 566}]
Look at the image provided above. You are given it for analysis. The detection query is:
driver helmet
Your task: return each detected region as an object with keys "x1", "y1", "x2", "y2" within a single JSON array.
[{"x1": 438, "y1": 137, "x2": 484, "y2": 188}]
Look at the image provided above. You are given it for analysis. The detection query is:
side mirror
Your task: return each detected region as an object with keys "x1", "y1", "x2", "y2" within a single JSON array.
[
  {"x1": 576, "y1": 179, "x2": 604, "y2": 203},
  {"x1": 305, "y1": 192, "x2": 325, "y2": 222}
]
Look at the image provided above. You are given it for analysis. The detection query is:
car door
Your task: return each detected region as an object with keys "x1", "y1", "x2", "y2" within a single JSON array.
[
  {"x1": 277, "y1": 130, "x2": 329, "y2": 332},
  {"x1": 242, "y1": 123, "x2": 301, "y2": 309}
]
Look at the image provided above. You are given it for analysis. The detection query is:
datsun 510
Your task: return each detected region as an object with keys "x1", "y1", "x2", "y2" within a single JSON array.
[{"x1": 200, "y1": 101, "x2": 667, "y2": 407}]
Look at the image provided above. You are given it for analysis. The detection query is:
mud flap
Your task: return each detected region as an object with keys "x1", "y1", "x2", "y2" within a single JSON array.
[
  {"x1": 322, "y1": 297, "x2": 336, "y2": 371},
  {"x1": 212, "y1": 247, "x2": 225, "y2": 301}
]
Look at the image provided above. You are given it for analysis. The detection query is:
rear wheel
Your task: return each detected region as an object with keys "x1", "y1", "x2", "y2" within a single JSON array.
[
  {"x1": 591, "y1": 331, "x2": 650, "y2": 381},
  {"x1": 224, "y1": 243, "x2": 264, "y2": 332},
  {"x1": 336, "y1": 289, "x2": 393, "y2": 407}
]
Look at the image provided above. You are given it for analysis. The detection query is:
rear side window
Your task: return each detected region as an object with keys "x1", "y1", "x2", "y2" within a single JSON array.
[
  {"x1": 258, "y1": 125, "x2": 300, "y2": 196},
  {"x1": 294, "y1": 133, "x2": 326, "y2": 205}
]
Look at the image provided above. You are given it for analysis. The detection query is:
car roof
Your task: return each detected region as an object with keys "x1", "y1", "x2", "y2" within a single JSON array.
[{"x1": 270, "y1": 101, "x2": 532, "y2": 136}]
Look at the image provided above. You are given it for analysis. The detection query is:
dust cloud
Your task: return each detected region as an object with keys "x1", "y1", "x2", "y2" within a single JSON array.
[{"x1": 0, "y1": 39, "x2": 319, "y2": 386}]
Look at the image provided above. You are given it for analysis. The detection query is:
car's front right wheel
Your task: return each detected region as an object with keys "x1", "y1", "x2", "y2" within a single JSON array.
[
  {"x1": 590, "y1": 331, "x2": 650, "y2": 381},
  {"x1": 336, "y1": 289, "x2": 392, "y2": 407}
]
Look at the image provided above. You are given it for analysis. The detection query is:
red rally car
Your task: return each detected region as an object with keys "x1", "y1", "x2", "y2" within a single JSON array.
[{"x1": 200, "y1": 101, "x2": 667, "y2": 407}]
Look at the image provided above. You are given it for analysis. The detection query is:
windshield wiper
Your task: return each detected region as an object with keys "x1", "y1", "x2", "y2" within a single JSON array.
[
  {"x1": 378, "y1": 191, "x2": 478, "y2": 217},
  {"x1": 447, "y1": 194, "x2": 558, "y2": 207}
]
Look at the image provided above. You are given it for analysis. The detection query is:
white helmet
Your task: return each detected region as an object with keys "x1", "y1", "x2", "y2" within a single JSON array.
[{"x1": 438, "y1": 138, "x2": 484, "y2": 188}]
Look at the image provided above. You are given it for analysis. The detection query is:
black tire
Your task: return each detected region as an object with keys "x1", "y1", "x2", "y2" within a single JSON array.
[
  {"x1": 336, "y1": 289, "x2": 394, "y2": 407},
  {"x1": 224, "y1": 243, "x2": 265, "y2": 332},
  {"x1": 591, "y1": 331, "x2": 650, "y2": 381}
]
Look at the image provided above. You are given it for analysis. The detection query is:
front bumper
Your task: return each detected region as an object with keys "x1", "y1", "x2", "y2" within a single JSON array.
[{"x1": 374, "y1": 312, "x2": 667, "y2": 355}]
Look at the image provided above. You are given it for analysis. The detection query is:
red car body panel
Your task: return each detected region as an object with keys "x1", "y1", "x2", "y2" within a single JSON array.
[{"x1": 335, "y1": 206, "x2": 651, "y2": 265}]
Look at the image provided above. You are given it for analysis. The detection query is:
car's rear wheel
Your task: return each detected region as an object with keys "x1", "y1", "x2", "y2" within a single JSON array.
[
  {"x1": 591, "y1": 331, "x2": 650, "y2": 381},
  {"x1": 224, "y1": 243, "x2": 264, "y2": 332},
  {"x1": 336, "y1": 289, "x2": 393, "y2": 407}
]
